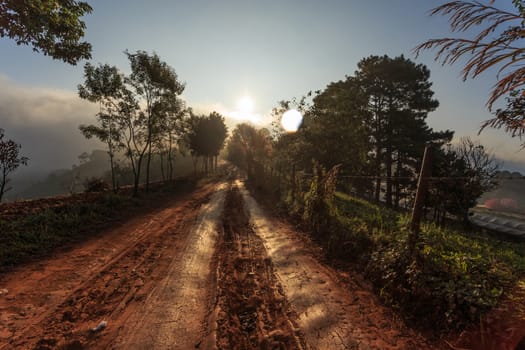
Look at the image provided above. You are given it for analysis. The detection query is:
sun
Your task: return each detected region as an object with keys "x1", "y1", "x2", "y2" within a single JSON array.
[
  {"x1": 237, "y1": 95, "x2": 254, "y2": 114},
  {"x1": 232, "y1": 95, "x2": 261, "y2": 124}
]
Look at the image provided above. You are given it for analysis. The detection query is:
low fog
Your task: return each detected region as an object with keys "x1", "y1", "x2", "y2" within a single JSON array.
[{"x1": 0, "y1": 75, "x2": 102, "y2": 175}]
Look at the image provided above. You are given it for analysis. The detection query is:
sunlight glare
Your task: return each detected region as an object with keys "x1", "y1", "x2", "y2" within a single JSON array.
[
  {"x1": 238, "y1": 95, "x2": 254, "y2": 114},
  {"x1": 281, "y1": 109, "x2": 303, "y2": 132},
  {"x1": 231, "y1": 95, "x2": 261, "y2": 124}
]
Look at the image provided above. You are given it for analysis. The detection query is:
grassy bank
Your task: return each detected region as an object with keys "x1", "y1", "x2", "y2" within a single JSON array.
[
  {"x1": 332, "y1": 192, "x2": 525, "y2": 330},
  {"x1": 0, "y1": 179, "x2": 196, "y2": 270},
  {"x1": 250, "y1": 167, "x2": 525, "y2": 331}
]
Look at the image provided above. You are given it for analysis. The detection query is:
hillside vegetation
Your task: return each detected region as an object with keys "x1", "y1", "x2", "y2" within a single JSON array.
[
  {"x1": 242, "y1": 163, "x2": 525, "y2": 331},
  {"x1": 333, "y1": 192, "x2": 525, "y2": 329},
  {"x1": 0, "y1": 179, "x2": 196, "y2": 270}
]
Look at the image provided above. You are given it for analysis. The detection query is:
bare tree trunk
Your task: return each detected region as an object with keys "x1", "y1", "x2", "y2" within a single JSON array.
[
  {"x1": 109, "y1": 154, "x2": 117, "y2": 193},
  {"x1": 0, "y1": 172, "x2": 6, "y2": 202},
  {"x1": 385, "y1": 144, "x2": 392, "y2": 207},
  {"x1": 168, "y1": 133, "x2": 174, "y2": 181},
  {"x1": 394, "y1": 153, "x2": 401, "y2": 208},
  {"x1": 160, "y1": 151, "x2": 165, "y2": 181},
  {"x1": 375, "y1": 145, "x2": 381, "y2": 203},
  {"x1": 192, "y1": 155, "x2": 198, "y2": 176},
  {"x1": 145, "y1": 140, "x2": 152, "y2": 192},
  {"x1": 107, "y1": 122, "x2": 117, "y2": 193},
  {"x1": 168, "y1": 148, "x2": 173, "y2": 181},
  {"x1": 134, "y1": 156, "x2": 144, "y2": 197}
]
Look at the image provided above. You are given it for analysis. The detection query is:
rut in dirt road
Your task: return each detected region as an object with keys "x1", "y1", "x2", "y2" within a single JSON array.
[
  {"x1": 0, "y1": 182, "x2": 220, "y2": 350},
  {"x1": 215, "y1": 184, "x2": 305, "y2": 350},
  {"x1": 1, "y1": 178, "x2": 439, "y2": 350},
  {"x1": 238, "y1": 180, "x2": 438, "y2": 350},
  {"x1": 112, "y1": 182, "x2": 227, "y2": 349}
]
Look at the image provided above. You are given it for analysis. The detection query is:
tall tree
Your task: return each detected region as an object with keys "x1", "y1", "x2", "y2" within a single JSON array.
[
  {"x1": 308, "y1": 79, "x2": 370, "y2": 174},
  {"x1": 0, "y1": 129, "x2": 28, "y2": 202},
  {"x1": 125, "y1": 50, "x2": 185, "y2": 191},
  {"x1": 415, "y1": 1, "x2": 525, "y2": 145},
  {"x1": 227, "y1": 123, "x2": 272, "y2": 181},
  {"x1": 354, "y1": 55, "x2": 441, "y2": 206},
  {"x1": 154, "y1": 96, "x2": 187, "y2": 181},
  {"x1": 187, "y1": 112, "x2": 228, "y2": 174},
  {"x1": 0, "y1": 0, "x2": 92, "y2": 64},
  {"x1": 78, "y1": 63, "x2": 125, "y2": 192},
  {"x1": 78, "y1": 51, "x2": 185, "y2": 196},
  {"x1": 206, "y1": 111, "x2": 228, "y2": 171}
]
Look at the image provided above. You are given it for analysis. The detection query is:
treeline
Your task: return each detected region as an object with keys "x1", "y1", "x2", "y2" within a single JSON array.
[
  {"x1": 77, "y1": 50, "x2": 228, "y2": 196},
  {"x1": 6, "y1": 150, "x2": 197, "y2": 201},
  {"x1": 226, "y1": 55, "x2": 518, "y2": 331},
  {"x1": 1, "y1": 51, "x2": 230, "y2": 203},
  {"x1": 228, "y1": 54, "x2": 498, "y2": 227}
]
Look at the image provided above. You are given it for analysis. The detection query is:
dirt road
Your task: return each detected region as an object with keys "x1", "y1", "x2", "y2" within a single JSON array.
[
  {"x1": 0, "y1": 181, "x2": 222, "y2": 349},
  {"x1": 0, "y1": 178, "x2": 441, "y2": 349},
  {"x1": 112, "y1": 182, "x2": 227, "y2": 349},
  {"x1": 214, "y1": 184, "x2": 304, "y2": 350},
  {"x1": 237, "y1": 180, "x2": 435, "y2": 350}
]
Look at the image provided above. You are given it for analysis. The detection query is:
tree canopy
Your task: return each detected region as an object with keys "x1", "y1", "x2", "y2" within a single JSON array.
[
  {"x1": 78, "y1": 63, "x2": 125, "y2": 192},
  {"x1": 415, "y1": 0, "x2": 525, "y2": 145},
  {"x1": 429, "y1": 137, "x2": 499, "y2": 227},
  {"x1": 78, "y1": 51, "x2": 186, "y2": 195},
  {"x1": 187, "y1": 112, "x2": 228, "y2": 173},
  {"x1": 0, "y1": 0, "x2": 93, "y2": 64}
]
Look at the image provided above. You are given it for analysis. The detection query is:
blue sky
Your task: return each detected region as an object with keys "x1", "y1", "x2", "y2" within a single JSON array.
[{"x1": 0, "y1": 0, "x2": 524, "y2": 172}]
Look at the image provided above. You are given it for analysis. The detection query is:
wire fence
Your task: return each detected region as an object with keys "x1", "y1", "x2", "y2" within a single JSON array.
[
  {"x1": 263, "y1": 161, "x2": 525, "y2": 235},
  {"x1": 297, "y1": 173, "x2": 525, "y2": 181}
]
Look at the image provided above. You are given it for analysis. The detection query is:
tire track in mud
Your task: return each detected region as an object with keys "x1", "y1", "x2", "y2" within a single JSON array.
[
  {"x1": 237, "y1": 180, "x2": 437, "y2": 350},
  {"x1": 0, "y1": 183, "x2": 218, "y2": 350},
  {"x1": 113, "y1": 182, "x2": 227, "y2": 350},
  {"x1": 215, "y1": 184, "x2": 305, "y2": 350}
]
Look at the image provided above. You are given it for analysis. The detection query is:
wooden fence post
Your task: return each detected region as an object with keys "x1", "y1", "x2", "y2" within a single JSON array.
[{"x1": 409, "y1": 146, "x2": 432, "y2": 250}]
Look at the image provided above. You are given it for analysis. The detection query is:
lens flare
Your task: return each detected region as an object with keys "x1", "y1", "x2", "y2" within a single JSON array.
[{"x1": 281, "y1": 109, "x2": 303, "y2": 132}]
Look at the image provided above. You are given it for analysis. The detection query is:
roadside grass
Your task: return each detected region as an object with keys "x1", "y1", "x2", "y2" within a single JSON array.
[
  {"x1": 0, "y1": 179, "x2": 196, "y2": 270},
  {"x1": 0, "y1": 193, "x2": 132, "y2": 268},
  {"x1": 332, "y1": 191, "x2": 525, "y2": 330}
]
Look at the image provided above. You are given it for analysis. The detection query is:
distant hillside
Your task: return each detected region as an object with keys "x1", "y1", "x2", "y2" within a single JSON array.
[
  {"x1": 6, "y1": 150, "x2": 110, "y2": 201},
  {"x1": 6, "y1": 149, "x2": 195, "y2": 201}
]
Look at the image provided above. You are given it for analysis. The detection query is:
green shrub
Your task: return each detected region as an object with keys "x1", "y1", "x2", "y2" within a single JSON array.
[
  {"x1": 302, "y1": 163, "x2": 339, "y2": 234},
  {"x1": 84, "y1": 177, "x2": 110, "y2": 192},
  {"x1": 366, "y1": 222, "x2": 525, "y2": 329},
  {"x1": 326, "y1": 191, "x2": 525, "y2": 330}
]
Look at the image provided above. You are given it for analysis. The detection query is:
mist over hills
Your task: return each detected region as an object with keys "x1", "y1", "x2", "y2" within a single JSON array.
[{"x1": 4, "y1": 149, "x2": 195, "y2": 201}]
